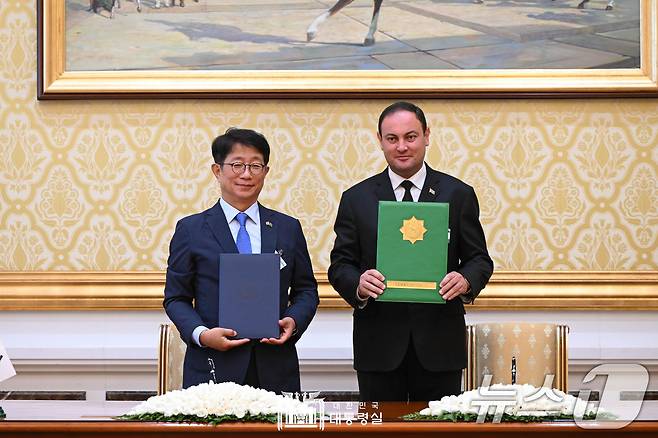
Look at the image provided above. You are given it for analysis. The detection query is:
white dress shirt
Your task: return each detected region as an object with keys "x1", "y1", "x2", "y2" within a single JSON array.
[
  {"x1": 388, "y1": 164, "x2": 426, "y2": 202},
  {"x1": 219, "y1": 198, "x2": 262, "y2": 254}
]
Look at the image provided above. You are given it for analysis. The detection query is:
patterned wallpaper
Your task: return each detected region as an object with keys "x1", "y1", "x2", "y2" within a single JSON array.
[{"x1": 1, "y1": 2, "x2": 657, "y2": 273}]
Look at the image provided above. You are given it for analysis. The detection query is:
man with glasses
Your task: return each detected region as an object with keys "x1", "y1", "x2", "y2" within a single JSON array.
[
  {"x1": 329, "y1": 102, "x2": 493, "y2": 402},
  {"x1": 164, "y1": 128, "x2": 319, "y2": 393}
]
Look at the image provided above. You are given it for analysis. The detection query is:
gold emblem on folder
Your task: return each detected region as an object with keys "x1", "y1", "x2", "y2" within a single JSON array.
[{"x1": 400, "y1": 216, "x2": 427, "y2": 244}]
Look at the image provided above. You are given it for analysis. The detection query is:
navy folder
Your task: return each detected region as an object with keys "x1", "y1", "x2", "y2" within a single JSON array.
[{"x1": 218, "y1": 253, "x2": 280, "y2": 339}]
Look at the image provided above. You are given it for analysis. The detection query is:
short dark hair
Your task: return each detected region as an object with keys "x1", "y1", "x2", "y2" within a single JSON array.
[
  {"x1": 378, "y1": 101, "x2": 428, "y2": 134},
  {"x1": 211, "y1": 128, "x2": 270, "y2": 165}
]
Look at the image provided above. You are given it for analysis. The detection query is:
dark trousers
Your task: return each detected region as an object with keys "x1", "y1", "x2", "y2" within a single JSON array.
[
  {"x1": 356, "y1": 339, "x2": 462, "y2": 402},
  {"x1": 243, "y1": 346, "x2": 260, "y2": 387}
]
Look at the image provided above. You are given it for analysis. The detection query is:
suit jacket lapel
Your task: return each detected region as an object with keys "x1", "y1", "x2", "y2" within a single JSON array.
[
  {"x1": 259, "y1": 204, "x2": 277, "y2": 255},
  {"x1": 205, "y1": 201, "x2": 238, "y2": 253},
  {"x1": 375, "y1": 169, "x2": 397, "y2": 201},
  {"x1": 419, "y1": 165, "x2": 441, "y2": 202}
]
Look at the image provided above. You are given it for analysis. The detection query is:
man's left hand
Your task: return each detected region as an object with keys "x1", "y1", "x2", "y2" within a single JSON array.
[
  {"x1": 439, "y1": 271, "x2": 470, "y2": 301},
  {"x1": 260, "y1": 317, "x2": 296, "y2": 345}
]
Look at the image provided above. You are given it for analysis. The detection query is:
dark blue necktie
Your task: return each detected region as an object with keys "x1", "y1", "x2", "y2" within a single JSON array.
[{"x1": 235, "y1": 212, "x2": 252, "y2": 254}]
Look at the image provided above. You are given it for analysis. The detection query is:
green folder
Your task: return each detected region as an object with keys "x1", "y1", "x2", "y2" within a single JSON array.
[{"x1": 376, "y1": 201, "x2": 449, "y2": 304}]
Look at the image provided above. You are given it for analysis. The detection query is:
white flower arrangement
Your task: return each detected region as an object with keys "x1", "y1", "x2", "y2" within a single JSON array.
[
  {"x1": 120, "y1": 381, "x2": 313, "y2": 424},
  {"x1": 409, "y1": 384, "x2": 605, "y2": 422}
]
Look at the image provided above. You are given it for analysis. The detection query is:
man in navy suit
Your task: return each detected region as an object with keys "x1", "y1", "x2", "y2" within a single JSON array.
[
  {"x1": 329, "y1": 102, "x2": 493, "y2": 401},
  {"x1": 164, "y1": 128, "x2": 319, "y2": 393}
]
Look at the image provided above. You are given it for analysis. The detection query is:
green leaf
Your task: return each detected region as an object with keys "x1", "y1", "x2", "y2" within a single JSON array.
[
  {"x1": 402, "y1": 411, "x2": 600, "y2": 423},
  {"x1": 116, "y1": 412, "x2": 278, "y2": 424}
]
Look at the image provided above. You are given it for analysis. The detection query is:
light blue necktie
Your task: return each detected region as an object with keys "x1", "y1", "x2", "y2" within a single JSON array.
[{"x1": 235, "y1": 212, "x2": 252, "y2": 254}]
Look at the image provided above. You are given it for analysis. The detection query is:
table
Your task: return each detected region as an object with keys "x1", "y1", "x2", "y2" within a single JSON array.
[{"x1": 2, "y1": 400, "x2": 657, "y2": 438}]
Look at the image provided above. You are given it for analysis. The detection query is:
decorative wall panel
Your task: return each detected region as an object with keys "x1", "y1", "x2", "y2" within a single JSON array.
[{"x1": 0, "y1": 3, "x2": 657, "y2": 309}]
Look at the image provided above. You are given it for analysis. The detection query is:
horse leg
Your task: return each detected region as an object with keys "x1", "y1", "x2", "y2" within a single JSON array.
[
  {"x1": 110, "y1": 0, "x2": 119, "y2": 18},
  {"x1": 307, "y1": 0, "x2": 355, "y2": 42},
  {"x1": 363, "y1": 0, "x2": 383, "y2": 46},
  {"x1": 577, "y1": 0, "x2": 589, "y2": 9},
  {"x1": 606, "y1": 0, "x2": 614, "y2": 10}
]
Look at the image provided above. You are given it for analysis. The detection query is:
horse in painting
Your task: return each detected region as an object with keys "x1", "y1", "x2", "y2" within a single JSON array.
[
  {"x1": 306, "y1": 0, "x2": 616, "y2": 47},
  {"x1": 307, "y1": 0, "x2": 384, "y2": 46}
]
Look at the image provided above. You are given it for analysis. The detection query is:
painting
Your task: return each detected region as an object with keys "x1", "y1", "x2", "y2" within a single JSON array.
[{"x1": 38, "y1": 0, "x2": 657, "y2": 97}]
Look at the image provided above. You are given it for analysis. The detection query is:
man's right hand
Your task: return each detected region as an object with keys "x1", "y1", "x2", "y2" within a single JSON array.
[
  {"x1": 357, "y1": 269, "x2": 386, "y2": 300},
  {"x1": 199, "y1": 327, "x2": 250, "y2": 351}
]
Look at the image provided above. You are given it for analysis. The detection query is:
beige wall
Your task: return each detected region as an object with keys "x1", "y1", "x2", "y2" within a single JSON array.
[{"x1": 1, "y1": 2, "x2": 657, "y2": 274}]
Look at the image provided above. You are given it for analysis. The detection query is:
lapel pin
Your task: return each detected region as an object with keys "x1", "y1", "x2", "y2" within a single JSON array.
[
  {"x1": 266, "y1": 221, "x2": 273, "y2": 228},
  {"x1": 429, "y1": 188, "x2": 436, "y2": 195}
]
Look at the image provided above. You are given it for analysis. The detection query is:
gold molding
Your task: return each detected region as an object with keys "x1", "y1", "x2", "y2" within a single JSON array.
[
  {"x1": 38, "y1": 0, "x2": 658, "y2": 97},
  {"x1": 1, "y1": 271, "x2": 657, "y2": 310}
]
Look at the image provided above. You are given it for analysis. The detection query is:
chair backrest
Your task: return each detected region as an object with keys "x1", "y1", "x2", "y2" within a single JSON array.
[
  {"x1": 466, "y1": 323, "x2": 569, "y2": 392},
  {"x1": 157, "y1": 323, "x2": 186, "y2": 395}
]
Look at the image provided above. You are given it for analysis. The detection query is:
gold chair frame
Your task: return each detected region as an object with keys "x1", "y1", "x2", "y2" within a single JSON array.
[
  {"x1": 465, "y1": 324, "x2": 569, "y2": 393},
  {"x1": 157, "y1": 323, "x2": 185, "y2": 395}
]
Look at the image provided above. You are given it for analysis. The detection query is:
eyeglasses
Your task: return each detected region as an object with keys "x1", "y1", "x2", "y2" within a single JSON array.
[{"x1": 219, "y1": 162, "x2": 267, "y2": 175}]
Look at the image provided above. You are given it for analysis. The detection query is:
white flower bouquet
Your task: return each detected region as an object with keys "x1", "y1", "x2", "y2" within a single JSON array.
[
  {"x1": 119, "y1": 381, "x2": 313, "y2": 424},
  {"x1": 405, "y1": 384, "x2": 606, "y2": 423}
]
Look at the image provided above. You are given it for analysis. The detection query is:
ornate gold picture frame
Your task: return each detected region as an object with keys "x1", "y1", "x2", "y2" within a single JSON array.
[{"x1": 38, "y1": 0, "x2": 657, "y2": 98}]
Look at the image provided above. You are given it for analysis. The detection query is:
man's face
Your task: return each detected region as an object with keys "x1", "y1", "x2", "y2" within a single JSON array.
[
  {"x1": 378, "y1": 110, "x2": 430, "y2": 179},
  {"x1": 212, "y1": 143, "x2": 268, "y2": 208}
]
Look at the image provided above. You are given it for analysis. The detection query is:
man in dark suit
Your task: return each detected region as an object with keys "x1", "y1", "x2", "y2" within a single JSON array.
[
  {"x1": 164, "y1": 128, "x2": 319, "y2": 393},
  {"x1": 329, "y1": 102, "x2": 493, "y2": 402}
]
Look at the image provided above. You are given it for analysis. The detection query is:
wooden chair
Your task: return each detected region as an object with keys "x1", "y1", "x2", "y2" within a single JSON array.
[
  {"x1": 465, "y1": 323, "x2": 569, "y2": 392},
  {"x1": 157, "y1": 323, "x2": 186, "y2": 395}
]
